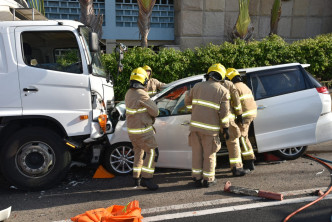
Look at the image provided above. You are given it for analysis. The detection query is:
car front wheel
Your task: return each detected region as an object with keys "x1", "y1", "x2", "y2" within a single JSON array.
[
  {"x1": 102, "y1": 142, "x2": 134, "y2": 175},
  {"x1": 273, "y1": 146, "x2": 307, "y2": 160}
]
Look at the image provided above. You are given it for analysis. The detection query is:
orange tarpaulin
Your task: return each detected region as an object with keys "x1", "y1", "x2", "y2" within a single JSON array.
[{"x1": 71, "y1": 200, "x2": 143, "y2": 222}]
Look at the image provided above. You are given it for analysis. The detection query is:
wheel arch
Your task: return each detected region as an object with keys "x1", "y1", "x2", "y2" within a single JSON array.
[{"x1": 0, "y1": 116, "x2": 68, "y2": 152}]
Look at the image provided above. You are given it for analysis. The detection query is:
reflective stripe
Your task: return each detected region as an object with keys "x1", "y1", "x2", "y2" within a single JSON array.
[
  {"x1": 148, "y1": 148, "x2": 154, "y2": 169},
  {"x1": 126, "y1": 107, "x2": 147, "y2": 114},
  {"x1": 221, "y1": 114, "x2": 235, "y2": 124},
  {"x1": 148, "y1": 91, "x2": 157, "y2": 95},
  {"x1": 227, "y1": 95, "x2": 231, "y2": 100},
  {"x1": 142, "y1": 166, "x2": 155, "y2": 174},
  {"x1": 133, "y1": 167, "x2": 141, "y2": 172},
  {"x1": 131, "y1": 72, "x2": 146, "y2": 79},
  {"x1": 190, "y1": 121, "x2": 220, "y2": 131},
  {"x1": 229, "y1": 158, "x2": 242, "y2": 164},
  {"x1": 239, "y1": 94, "x2": 254, "y2": 100},
  {"x1": 203, "y1": 171, "x2": 215, "y2": 177},
  {"x1": 242, "y1": 109, "x2": 257, "y2": 117},
  {"x1": 186, "y1": 105, "x2": 192, "y2": 109},
  {"x1": 192, "y1": 99, "x2": 220, "y2": 110},
  {"x1": 234, "y1": 104, "x2": 242, "y2": 111},
  {"x1": 242, "y1": 150, "x2": 254, "y2": 156},
  {"x1": 127, "y1": 126, "x2": 153, "y2": 134},
  {"x1": 192, "y1": 168, "x2": 202, "y2": 174},
  {"x1": 240, "y1": 137, "x2": 248, "y2": 151}
]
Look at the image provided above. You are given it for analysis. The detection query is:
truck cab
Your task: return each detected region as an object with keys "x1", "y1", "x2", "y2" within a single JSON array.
[{"x1": 0, "y1": 14, "x2": 114, "y2": 190}]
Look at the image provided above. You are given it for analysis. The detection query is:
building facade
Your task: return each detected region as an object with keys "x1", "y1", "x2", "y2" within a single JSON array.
[{"x1": 42, "y1": 0, "x2": 332, "y2": 51}]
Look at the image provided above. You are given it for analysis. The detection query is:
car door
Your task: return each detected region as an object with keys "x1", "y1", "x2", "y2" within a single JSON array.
[
  {"x1": 154, "y1": 80, "x2": 202, "y2": 169},
  {"x1": 16, "y1": 26, "x2": 92, "y2": 136},
  {"x1": 248, "y1": 65, "x2": 322, "y2": 152}
]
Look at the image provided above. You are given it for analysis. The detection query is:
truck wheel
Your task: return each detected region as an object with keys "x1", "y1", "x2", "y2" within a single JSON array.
[
  {"x1": 0, "y1": 127, "x2": 71, "y2": 191},
  {"x1": 102, "y1": 142, "x2": 134, "y2": 175},
  {"x1": 273, "y1": 146, "x2": 307, "y2": 160}
]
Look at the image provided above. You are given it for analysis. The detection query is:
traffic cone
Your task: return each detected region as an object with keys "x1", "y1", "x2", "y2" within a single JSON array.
[{"x1": 93, "y1": 165, "x2": 115, "y2": 179}]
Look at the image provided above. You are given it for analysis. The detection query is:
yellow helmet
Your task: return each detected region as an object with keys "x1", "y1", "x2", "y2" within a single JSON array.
[
  {"x1": 226, "y1": 68, "x2": 240, "y2": 80},
  {"x1": 207, "y1": 63, "x2": 226, "y2": 80},
  {"x1": 130, "y1": 67, "x2": 148, "y2": 85},
  {"x1": 143, "y1": 65, "x2": 152, "y2": 72}
]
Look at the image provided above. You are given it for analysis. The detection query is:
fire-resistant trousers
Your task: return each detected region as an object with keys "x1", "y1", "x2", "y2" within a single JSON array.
[
  {"x1": 238, "y1": 117, "x2": 256, "y2": 160},
  {"x1": 189, "y1": 131, "x2": 221, "y2": 182},
  {"x1": 129, "y1": 133, "x2": 158, "y2": 179},
  {"x1": 226, "y1": 121, "x2": 243, "y2": 169}
]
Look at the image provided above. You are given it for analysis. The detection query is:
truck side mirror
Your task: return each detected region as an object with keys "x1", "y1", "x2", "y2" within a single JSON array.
[{"x1": 89, "y1": 32, "x2": 99, "y2": 53}]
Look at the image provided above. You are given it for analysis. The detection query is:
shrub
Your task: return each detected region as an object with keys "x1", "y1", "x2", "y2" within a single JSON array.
[{"x1": 103, "y1": 33, "x2": 332, "y2": 100}]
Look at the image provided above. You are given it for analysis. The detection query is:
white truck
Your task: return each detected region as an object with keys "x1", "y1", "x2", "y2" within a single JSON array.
[{"x1": 0, "y1": 8, "x2": 120, "y2": 190}]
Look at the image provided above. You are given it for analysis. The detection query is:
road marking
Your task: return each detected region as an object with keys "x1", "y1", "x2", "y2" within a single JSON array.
[
  {"x1": 52, "y1": 187, "x2": 329, "y2": 222},
  {"x1": 142, "y1": 187, "x2": 328, "y2": 214},
  {"x1": 143, "y1": 194, "x2": 332, "y2": 222}
]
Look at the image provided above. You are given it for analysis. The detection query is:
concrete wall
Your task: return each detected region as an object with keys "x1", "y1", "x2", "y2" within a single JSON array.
[{"x1": 175, "y1": 0, "x2": 332, "y2": 50}]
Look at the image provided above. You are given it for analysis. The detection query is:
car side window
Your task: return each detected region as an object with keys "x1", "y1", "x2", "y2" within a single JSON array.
[
  {"x1": 156, "y1": 80, "x2": 201, "y2": 117},
  {"x1": 251, "y1": 68, "x2": 306, "y2": 100},
  {"x1": 21, "y1": 31, "x2": 82, "y2": 74}
]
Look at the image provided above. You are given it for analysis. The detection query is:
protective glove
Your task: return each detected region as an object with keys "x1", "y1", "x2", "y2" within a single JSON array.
[
  {"x1": 223, "y1": 128, "x2": 230, "y2": 140},
  {"x1": 236, "y1": 114, "x2": 244, "y2": 125}
]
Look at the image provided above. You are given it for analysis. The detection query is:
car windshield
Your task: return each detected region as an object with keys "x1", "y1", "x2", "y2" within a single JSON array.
[{"x1": 80, "y1": 27, "x2": 106, "y2": 77}]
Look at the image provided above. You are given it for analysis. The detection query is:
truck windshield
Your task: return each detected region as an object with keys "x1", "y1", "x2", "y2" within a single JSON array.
[{"x1": 80, "y1": 27, "x2": 106, "y2": 77}]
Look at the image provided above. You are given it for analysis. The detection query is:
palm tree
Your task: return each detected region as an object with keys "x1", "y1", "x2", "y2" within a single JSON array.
[
  {"x1": 79, "y1": 0, "x2": 103, "y2": 39},
  {"x1": 231, "y1": 0, "x2": 253, "y2": 41},
  {"x1": 137, "y1": 0, "x2": 156, "y2": 47},
  {"x1": 270, "y1": 0, "x2": 281, "y2": 35}
]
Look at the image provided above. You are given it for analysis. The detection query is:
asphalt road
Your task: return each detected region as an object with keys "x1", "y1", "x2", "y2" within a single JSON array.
[{"x1": 0, "y1": 142, "x2": 331, "y2": 222}]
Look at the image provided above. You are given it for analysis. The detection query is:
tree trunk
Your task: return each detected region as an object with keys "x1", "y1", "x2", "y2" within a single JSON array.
[
  {"x1": 79, "y1": 0, "x2": 103, "y2": 39},
  {"x1": 137, "y1": 0, "x2": 156, "y2": 48}
]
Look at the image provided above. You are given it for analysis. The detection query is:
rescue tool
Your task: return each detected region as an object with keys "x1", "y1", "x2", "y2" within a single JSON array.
[{"x1": 224, "y1": 181, "x2": 284, "y2": 201}]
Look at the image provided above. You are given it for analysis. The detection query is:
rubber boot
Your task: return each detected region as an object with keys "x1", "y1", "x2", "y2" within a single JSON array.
[
  {"x1": 141, "y1": 178, "x2": 159, "y2": 191},
  {"x1": 134, "y1": 178, "x2": 141, "y2": 187},
  {"x1": 194, "y1": 178, "x2": 203, "y2": 188},
  {"x1": 232, "y1": 167, "x2": 250, "y2": 177},
  {"x1": 243, "y1": 159, "x2": 255, "y2": 171},
  {"x1": 203, "y1": 179, "x2": 217, "y2": 188}
]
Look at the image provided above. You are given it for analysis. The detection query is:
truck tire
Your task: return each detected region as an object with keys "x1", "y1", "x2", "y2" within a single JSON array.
[
  {"x1": 102, "y1": 142, "x2": 134, "y2": 175},
  {"x1": 0, "y1": 127, "x2": 71, "y2": 191}
]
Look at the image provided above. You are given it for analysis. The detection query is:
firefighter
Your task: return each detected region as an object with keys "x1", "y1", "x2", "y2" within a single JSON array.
[
  {"x1": 184, "y1": 63, "x2": 230, "y2": 188},
  {"x1": 125, "y1": 67, "x2": 160, "y2": 190},
  {"x1": 221, "y1": 77, "x2": 250, "y2": 176},
  {"x1": 226, "y1": 68, "x2": 257, "y2": 171},
  {"x1": 143, "y1": 65, "x2": 166, "y2": 97}
]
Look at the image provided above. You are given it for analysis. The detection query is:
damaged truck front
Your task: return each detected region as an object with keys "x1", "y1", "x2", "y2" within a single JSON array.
[{"x1": 0, "y1": 19, "x2": 120, "y2": 190}]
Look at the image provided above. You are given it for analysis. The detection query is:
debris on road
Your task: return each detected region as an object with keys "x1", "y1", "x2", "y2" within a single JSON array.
[
  {"x1": 224, "y1": 181, "x2": 284, "y2": 201},
  {"x1": 0, "y1": 206, "x2": 11, "y2": 221}
]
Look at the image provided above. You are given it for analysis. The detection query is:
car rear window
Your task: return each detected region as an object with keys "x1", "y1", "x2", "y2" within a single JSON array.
[{"x1": 250, "y1": 67, "x2": 307, "y2": 100}]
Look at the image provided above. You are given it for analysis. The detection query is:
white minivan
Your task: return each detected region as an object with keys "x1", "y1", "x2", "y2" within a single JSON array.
[{"x1": 103, "y1": 63, "x2": 332, "y2": 175}]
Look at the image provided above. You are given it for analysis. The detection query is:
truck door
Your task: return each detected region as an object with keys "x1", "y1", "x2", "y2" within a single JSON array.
[
  {"x1": 15, "y1": 26, "x2": 92, "y2": 136},
  {"x1": 248, "y1": 66, "x2": 321, "y2": 153},
  {"x1": 0, "y1": 29, "x2": 22, "y2": 116}
]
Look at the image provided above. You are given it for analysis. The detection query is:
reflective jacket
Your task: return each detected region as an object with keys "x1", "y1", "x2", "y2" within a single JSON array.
[
  {"x1": 145, "y1": 78, "x2": 165, "y2": 97},
  {"x1": 184, "y1": 79, "x2": 230, "y2": 136},
  {"x1": 234, "y1": 82, "x2": 257, "y2": 118},
  {"x1": 221, "y1": 80, "x2": 242, "y2": 116},
  {"x1": 125, "y1": 88, "x2": 159, "y2": 138}
]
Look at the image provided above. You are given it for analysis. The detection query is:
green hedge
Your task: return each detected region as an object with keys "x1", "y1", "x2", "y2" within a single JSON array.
[{"x1": 102, "y1": 34, "x2": 332, "y2": 101}]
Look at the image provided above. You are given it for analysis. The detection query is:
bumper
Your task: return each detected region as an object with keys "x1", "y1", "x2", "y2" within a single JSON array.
[{"x1": 315, "y1": 112, "x2": 332, "y2": 144}]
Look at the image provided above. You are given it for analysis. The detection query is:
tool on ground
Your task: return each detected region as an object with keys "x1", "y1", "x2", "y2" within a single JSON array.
[
  {"x1": 224, "y1": 181, "x2": 284, "y2": 201},
  {"x1": 93, "y1": 165, "x2": 115, "y2": 179},
  {"x1": 0, "y1": 206, "x2": 11, "y2": 222}
]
